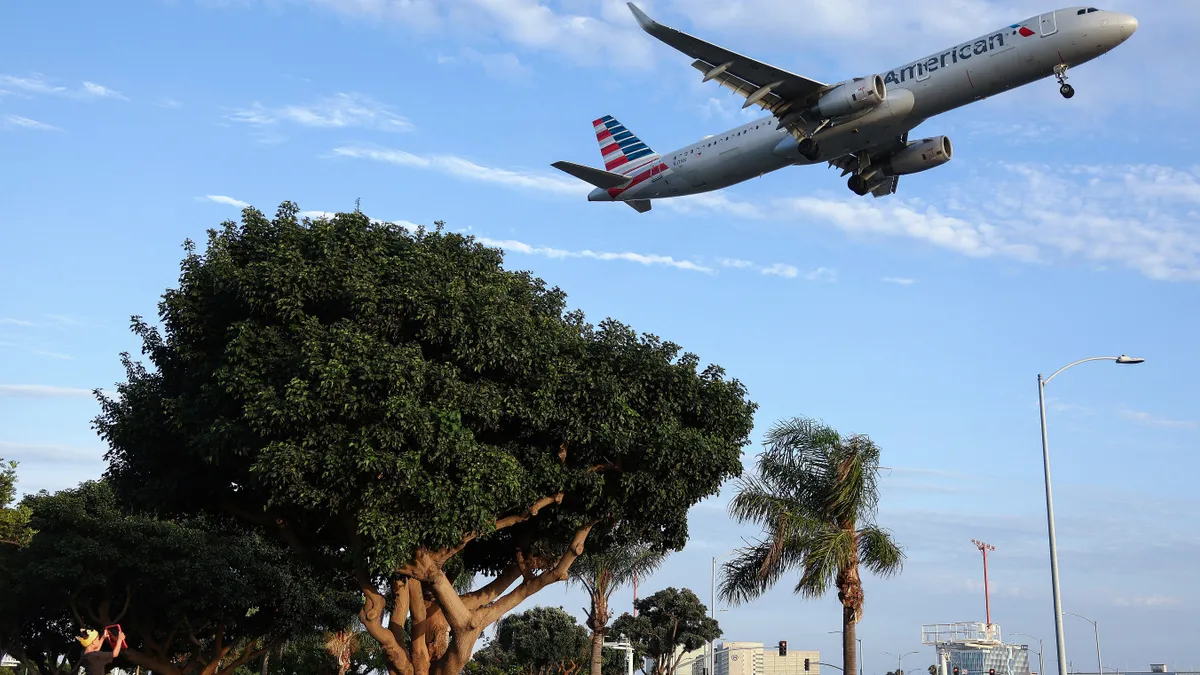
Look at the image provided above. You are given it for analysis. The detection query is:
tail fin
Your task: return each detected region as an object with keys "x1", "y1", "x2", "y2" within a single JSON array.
[{"x1": 594, "y1": 115, "x2": 660, "y2": 175}]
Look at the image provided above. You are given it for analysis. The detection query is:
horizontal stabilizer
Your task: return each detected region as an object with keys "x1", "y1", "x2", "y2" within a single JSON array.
[
  {"x1": 625, "y1": 199, "x2": 652, "y2": 213},
  {"x1": 551, "y1": 161, "x2": 631, "y2": 190}
]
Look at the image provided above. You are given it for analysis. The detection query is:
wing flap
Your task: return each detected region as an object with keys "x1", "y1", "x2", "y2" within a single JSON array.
[
  {"x1": 629, "y1": 3, "x2": 827, "y2": 102},
  {"x1": 688, "y1": 61, "x2": 787, "y2": 112}
]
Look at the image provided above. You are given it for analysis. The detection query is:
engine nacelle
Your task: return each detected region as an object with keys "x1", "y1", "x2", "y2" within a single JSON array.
[
  {"x1": 815, "y1": 75, "x2": 886, "y2": 118},
  {"x1": 882, "y1": 136, "x2": 953, "y2": 176}
]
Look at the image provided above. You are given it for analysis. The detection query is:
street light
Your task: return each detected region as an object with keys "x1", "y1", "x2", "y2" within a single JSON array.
[
  {"x1": 1065, "y1": 613, "x2": 1102, "y2": 675},
  {"x1": 829, "y1": 630, "x2": 864, "y2": 675},
  {"x1": 710, "y1": 549, "x2": 737, "y2": 675},
  {"x1": 1011, "y1": 632, "x2": 1044, "y2": 675},
  {"x1": 1037, "y1": 355, "x2": 1143, "y2": 675},
  {"x1": 884, "y1": 651, "x2": 919, "y2": 675}
]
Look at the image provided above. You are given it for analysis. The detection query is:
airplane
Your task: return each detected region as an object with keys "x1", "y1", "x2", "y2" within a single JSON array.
[{"x1": 552, "y1": 4, "x2": 1137, "y2": 213}]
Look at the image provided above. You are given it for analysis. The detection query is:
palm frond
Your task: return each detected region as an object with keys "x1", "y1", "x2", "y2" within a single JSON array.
[
  {"x1": 857, "y1": 525, "x2": 905, "y2": 578},
  {"x1": 718, "y1": 537, "x2": 806, "y2": 606},
  {"x1": 794, "y1": 527, "x2": 856, "y2": 599}
]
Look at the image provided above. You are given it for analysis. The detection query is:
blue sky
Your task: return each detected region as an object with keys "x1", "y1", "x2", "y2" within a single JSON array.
[{"x1": 3, "y1": 0, "x2": 1199, "y2": 672}]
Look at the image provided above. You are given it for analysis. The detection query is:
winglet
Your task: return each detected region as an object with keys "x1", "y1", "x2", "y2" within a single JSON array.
[{"x1": 626, "y1": 2, "x2": 657, "y2": 32}]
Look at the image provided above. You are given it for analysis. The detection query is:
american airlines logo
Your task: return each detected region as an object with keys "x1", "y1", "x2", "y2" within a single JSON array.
[{"x1": 883, "y1": 28, "x2": 1024, "y2": 85}]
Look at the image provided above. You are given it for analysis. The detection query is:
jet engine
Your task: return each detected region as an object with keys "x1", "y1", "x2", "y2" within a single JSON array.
[
  {"x1": 815, "y1": 75, "x2": 886, "y2": 118},
  {"x1": 881, "y1": 136, "x2": 953, "y2": 176}
]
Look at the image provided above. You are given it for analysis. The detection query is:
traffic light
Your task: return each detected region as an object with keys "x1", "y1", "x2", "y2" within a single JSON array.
[
  {"x1": 954, "y1": 668, "x2": 960, "y2": 675},
  {"x1": 805, "y1": 659, "x2": 810, "y2": 671},
  {"x1": 779, "y1": 641, "x2": 787, "y2": 656},
  {"x1": 989, "y1": 670, "x2": 996, "y2": 675}
]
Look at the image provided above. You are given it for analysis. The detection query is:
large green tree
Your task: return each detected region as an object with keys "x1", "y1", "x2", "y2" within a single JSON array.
[
  {"x1": 5, "y1": 481, "x2": 357, "y2": 675},
  {"x1": 94, "y1": 205, "x2": 757, "y2": 675},
  {"x1": 570, "y1": 544, "x2": 666, "y2": 675},
  {"x1": 718, "y1": 417, "x2": 905, "y2": 675},
  {"x1": 470, "y1": 606, "x2": 591, "y2": 675},
  {"x1": 610, "y1": 588, "x2": 720, "y2": 675}
]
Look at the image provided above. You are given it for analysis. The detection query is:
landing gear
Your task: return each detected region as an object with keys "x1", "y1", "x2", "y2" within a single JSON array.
[
  {"x1": 847, "y1": 175, "x2": 870, "y2": 196},
  {"x1": 798, "y1": 137, "x2": 821, "y2": 161},
  {"x1": 1053, "y1": 64, "x2": 1074, "y2": 98}
]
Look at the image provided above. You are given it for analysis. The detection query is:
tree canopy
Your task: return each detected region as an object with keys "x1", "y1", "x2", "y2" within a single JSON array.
[
  {"x1": 94, "y1": 205, "x2": 758, "y2": 675},
  {"x1": 611, "y1": 587, "x2": 720, "y2": 675},
  {"x1": 4, "y1": 480, "x2": 358, "y2": 675},
  {"x1": 0, "y1": 459, "x2": 32, "y2": 548}
]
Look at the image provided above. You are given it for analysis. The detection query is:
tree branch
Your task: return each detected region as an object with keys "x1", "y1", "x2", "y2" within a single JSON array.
[
  {"x1": 430, "y1": 493, "x2": 565, "y2": 565},
  {"x1": 118, "y1": 648, "x2": 182, "y2": 675},
  {"x1": 461, "y1": 562, "x2": 522, "y2": 610},
  {"x1": 479, "y1": 520, "x2": 597, "y2": 625}
]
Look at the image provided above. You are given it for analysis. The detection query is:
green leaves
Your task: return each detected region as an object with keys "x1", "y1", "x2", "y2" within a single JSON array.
[
  {"x1": 95, "y1": 205, "x2": 756, "y2": 582},
  {"x1": 0, "y1": 460, "x2": 33, "y2": 548},
  {"x1": 611, "y1": 587, "x2": 720, "y2": 675}
]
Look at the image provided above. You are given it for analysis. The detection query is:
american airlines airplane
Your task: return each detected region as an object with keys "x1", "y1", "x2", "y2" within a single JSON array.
[{"x1": 552, "y1": 4, "x2": 1138, "y2": 212}]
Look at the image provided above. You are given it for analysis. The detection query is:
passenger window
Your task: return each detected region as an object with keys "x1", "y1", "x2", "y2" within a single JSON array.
[{"x1": 1077, "y1": 9, "x2": 1085, "y2": 14}]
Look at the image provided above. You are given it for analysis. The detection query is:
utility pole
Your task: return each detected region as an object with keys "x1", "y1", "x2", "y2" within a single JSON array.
[{"x1": 972, "y1": 539, "x2": 996, "y2": 625}]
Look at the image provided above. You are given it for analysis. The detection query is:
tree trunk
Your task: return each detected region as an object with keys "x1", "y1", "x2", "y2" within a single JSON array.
[
  {"x1": 842, "y1": 605, "x2": 857, "y2": 675},
  {"x1": 590, "y1": 630, "x2": 605, "y2": 675},
  {"x1": 260, "y1": 649, "x2": 269, "y2": 675}
]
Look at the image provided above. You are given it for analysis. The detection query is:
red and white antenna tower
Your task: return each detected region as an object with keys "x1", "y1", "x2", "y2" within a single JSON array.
[{"x1": 972, "y1": 539, "x2": 996, "y2": 626}]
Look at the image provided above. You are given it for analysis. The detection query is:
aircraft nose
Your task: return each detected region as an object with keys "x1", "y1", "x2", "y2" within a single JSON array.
[{"x1": 1117, "y1": 13, "x2": 1138, "y2": 41}]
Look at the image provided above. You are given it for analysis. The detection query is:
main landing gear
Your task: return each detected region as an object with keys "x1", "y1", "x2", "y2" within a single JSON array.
[{"x1": 1054, "y1": 63, "x2": 1075, "y2": 98}]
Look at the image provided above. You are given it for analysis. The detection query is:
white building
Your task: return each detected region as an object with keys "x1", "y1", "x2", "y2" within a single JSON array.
[
  {"x1": 716, "y1": 642, "x2": 765, "y2": 675},
  {"x1": 764, "y1": 648, "x2": 821, "y2": 675},
  {"x1": 675, "y1": 646, "x2": 709, "y2": 675}
]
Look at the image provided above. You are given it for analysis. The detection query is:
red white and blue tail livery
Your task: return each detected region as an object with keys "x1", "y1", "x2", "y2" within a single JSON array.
[{"x1": 552, "y1": 3, "x2": 1137, "y2": 212}]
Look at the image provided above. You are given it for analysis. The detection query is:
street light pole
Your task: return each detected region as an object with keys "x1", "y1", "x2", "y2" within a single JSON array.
[
  {"x1": 1012, "y1": 632, "x2": 1044, "y2": 675},
  {"x1": 884, "y1": 651, "x2": 918, "y2": 675},
  {"x1": 710, "y1": 550, "x2": 736, "y2": 675},
  {"x1": 1037, "y1": 355, "x2": 1143, "y2": 675},
  {"x1": 1065, "y1": 613, "x2": 1102, "y2": 675}
]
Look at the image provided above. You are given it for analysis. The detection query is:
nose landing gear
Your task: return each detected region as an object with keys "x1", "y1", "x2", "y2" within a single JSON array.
[{"x1": 1054, "y1": 63, "x2": 1075, "y2": 98}]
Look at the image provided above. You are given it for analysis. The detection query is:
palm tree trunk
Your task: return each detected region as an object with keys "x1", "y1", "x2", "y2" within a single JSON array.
[
  {"x1": 842, "y1": 606, "x2": 857, "y2": 675},
  {"x1": 590, "y1": 630, "x2": 606, "y2": 675}
]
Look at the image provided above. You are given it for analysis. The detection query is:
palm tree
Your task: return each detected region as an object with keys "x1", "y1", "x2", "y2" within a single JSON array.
[
  {"x1": 718, "y1": 416, "x2": 905, "y2": 675},
  {"x1": 570, "y1": 543, "x2": 667, "y2": 675}
]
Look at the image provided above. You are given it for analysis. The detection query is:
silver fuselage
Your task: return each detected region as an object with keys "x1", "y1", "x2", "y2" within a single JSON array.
[{"x1": 589, "y1": 7, "x2": 1136, "y2": 202}]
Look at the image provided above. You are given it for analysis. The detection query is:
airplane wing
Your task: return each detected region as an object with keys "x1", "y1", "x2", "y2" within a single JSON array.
[{"x1": 627, "y1": 3, "x2": 827, "y2": 116}]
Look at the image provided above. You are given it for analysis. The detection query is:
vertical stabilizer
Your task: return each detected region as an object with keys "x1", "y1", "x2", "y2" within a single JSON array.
[{"x1": 593, "y1": 115, "x2": 661, "y2": 175}]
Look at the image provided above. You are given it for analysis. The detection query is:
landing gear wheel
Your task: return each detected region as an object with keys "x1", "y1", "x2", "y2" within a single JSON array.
[
  {"x1": 847, "y1": 175, "x2": 870, "y2": 196},
  {"x1": 798, "y1": 137, "x2": 821, "y2": 161},
  {"x1": 1053, "y1": 63, "x2": 1073, "y2": 99}
]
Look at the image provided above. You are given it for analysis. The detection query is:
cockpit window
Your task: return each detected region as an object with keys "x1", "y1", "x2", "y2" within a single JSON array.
[
  {"x1": 1078, "y1": 7, "x2": 1099, "y2": 13},
  {"x1": 1087, "y1": 7, "x2": 1099, "y2": 11}
]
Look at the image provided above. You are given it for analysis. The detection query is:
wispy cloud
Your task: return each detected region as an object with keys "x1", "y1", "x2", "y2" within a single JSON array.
[
  {"x1": 1113, "y1": 593, "x2": 1183, "y2": 608},
  {"x1": 0, "y1": 73, "x2": 126, "y2": 100},
  {"x1": 0, "y1": 384, "x2": 93, "y2": 398},
  {"x1": 201, "y1": 195, "x2": 250, "y2": 208},
  {"x1": 0, "y1": 441, "x2": 106, "y2": 465},
  {"x1": 330, "y1": 145, "x2": 586, "y2": 196},
  {"x1": 0, "y1": 318, "x2": 35, "y2": 326},
  {"x1": 226, "y1": 93, "x2": 414, "y2": 132},
  {"x1": 1, "y1": 114, "x2": 61, "y2": 131},
  {"x1": 881, "y1": 277, "x2": 916, "y2": 285},
  {"x1": 32, "y1": 350, "x2": 74, "y2": 361},
  {"x1": 1118, "y1": 408, "x2": 1197, "y2": 429},
  {"x1": 476, "y1": 236, "x2": 713, "y2": 273},
  {"x1": 669, "y1": 162, "x2": 1200, "y2": 283},
  {"x1": 439, "y1": 48, "x2": 533, "y2": 80},
  {"x1": 720, "y1": 258, "x2": 836, "y2": 281}
]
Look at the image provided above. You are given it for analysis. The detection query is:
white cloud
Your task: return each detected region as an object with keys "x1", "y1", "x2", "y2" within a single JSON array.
[
  {"x1": 475, "y1": 236, "x2": 713, "y2": 273},
  {"x1": 675, "y1": 162, "x2": 1200, "y2": 283},
  {"x1": 0, "y1": 441, "x2": 106, "y2": 465},
  {"x1": 881, "y1": 277, "x2": 916, "y2": 285},
  {"x1": 1113, "y1": 594, "x2": 1183, "y2": 608},
  {"x1": 0, "y1": 318, "x2": 35, "y2": 326},
  {"x1": 1118, "y1": 408, "x2": 1197, "y2": 430},
  {"x1": 720, "y1": 258, "x2": 833, "y2": 281},
  {"x1": 330, "y1": 145, "x2": 586, "y2": 196},
  {"x1": 0, "y1": 73, "x2": 125, "y2": 100},
  {"x1": 0, "y1": 384, "x2": 93, "y2": 397},
  {"x1": 1, "y1": 114, "x2": 61, "y2": 131},
  {"x1": 226, "y1": 93, "x2": 414, "y2": 132},
  {"x1": 202, "y1": 194, "x2": 250, "y2": 208}
]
